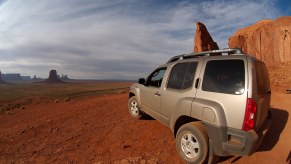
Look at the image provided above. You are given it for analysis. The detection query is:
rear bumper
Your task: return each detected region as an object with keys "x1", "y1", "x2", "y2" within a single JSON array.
[{"x1": 205, "y1": 110, "x2": 272, "y2": 156}]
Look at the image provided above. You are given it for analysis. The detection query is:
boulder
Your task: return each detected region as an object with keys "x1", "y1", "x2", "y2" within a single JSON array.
[
  {"x1": 194, "y1": 22, "x2": 219, "y2": 52},
  {"x1": 229, "y1": 16, "x2": 291, "y2": 66}
]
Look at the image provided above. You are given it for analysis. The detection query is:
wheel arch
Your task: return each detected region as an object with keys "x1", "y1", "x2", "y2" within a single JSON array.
[
  {"x1": 173, "y1": 115, "x2": 200, "y2": 137},
  {"x1": 129, "y1": 84, "x2": 142, "y2": 105},
  {"x1": 129, "y1": 92, "x2": 135, "y2": 98}
]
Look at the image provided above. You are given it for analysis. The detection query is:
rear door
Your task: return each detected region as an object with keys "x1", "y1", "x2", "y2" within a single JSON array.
[{"x1": 160, "y1": 60, "x2": 201, "y2": 125}]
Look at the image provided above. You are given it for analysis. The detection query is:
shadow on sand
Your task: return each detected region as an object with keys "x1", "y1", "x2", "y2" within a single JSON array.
[
  {"x1": 141, "y1": 114, "x2": 155, "y2": 120},
  {"x1": 217, "y1": 108, "x2": 289, "y2": 163},
  {"x1": 258, "y1": 108, "x2": 288, "y2": 151}
]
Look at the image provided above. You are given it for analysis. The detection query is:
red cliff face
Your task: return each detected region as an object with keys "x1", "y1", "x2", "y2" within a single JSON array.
[
  {"x1": 194, "y1": 22, "x2": 219, "y2": 52},
  {"x1": 229, "y1": 16, "x2": 291, "y2": 66}
]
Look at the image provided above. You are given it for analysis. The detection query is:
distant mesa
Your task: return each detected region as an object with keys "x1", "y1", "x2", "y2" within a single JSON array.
[
  {"x1": 32, "y1": 75, "x2": 42, "y2": 81},
  {"x1": 21, "y1": 76, "x2": 31, "y2": 81},
  {"x1": 194, "y1": 22, "x2": 220, "y2": 53},
  {"x1": 0, "y1": 71, "x2": 8, "y2": 84},
  {"x1": 229, "y1": 16, "x2": 291, "y2": 66},
  {"x1": 2, "y1": 73, "x2": 24, "y2": 82},
  {"x1": 44, "y1": 70, "x2": 65, "y2": 83},
  {"x1": 0, "y1": 71, "x2": 33, "y2": 82},
  {"x1": 1, "y1": 69, "x2": 70, "y2": 84},
  {"x1": 61, "y1": 74, "x2": 70, "y2": 81}
]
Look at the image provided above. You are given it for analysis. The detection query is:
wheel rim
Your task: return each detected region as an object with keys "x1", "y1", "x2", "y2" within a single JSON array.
[
  {"x1": 130, "y1": 100, "x2": 139, "y2": 116},
  {"x1": 180, "y1": 133, "x2": 199, "y2": 159}
]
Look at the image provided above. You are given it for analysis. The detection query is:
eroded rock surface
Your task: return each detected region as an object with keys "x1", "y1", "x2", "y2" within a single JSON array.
[
  {"x1": 194, "y1": 22, "x2": 219, "y2": 52},
  {"x1": 229, "y1": 16, "x2": 291, "y2": 66}
]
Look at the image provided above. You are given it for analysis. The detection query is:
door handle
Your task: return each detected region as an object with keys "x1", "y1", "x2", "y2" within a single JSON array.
[{"x1": 155, "y1": 92, "x2": 161, "y2": 96}]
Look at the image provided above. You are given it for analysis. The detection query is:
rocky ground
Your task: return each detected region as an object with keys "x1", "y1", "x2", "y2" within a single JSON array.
[
  {"x1": 0, "y1": 94, "x2": 183, "y2": 163},
  {"x1": 269, "y1": 61, "x2": 291, "y2": 93},
  {"x1": 0, "y1": 88, "x2": 290, "y2": 163}
]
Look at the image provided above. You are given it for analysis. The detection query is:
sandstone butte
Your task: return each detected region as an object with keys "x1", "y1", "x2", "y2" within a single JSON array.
[
  {"x1": 44, "y1": 69, "x2": 65, "y2": 83},
  {"x1": 229, "y1": 16, "x2": 291, "y2": 66},
  {"x1": 194, "y1": 22, "x2": 219, "y2": 52}
]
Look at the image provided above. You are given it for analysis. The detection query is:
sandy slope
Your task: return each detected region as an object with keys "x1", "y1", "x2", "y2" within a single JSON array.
[{"x1": 0, "y1": 92, "x2": 290, "y2": 163}]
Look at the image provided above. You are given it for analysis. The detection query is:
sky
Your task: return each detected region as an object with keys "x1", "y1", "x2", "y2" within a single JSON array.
[{"x1": 0, "y1": 0, "x2": 290, "y2": 80}]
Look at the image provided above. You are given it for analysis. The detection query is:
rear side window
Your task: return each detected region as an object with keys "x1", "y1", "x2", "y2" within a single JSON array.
[
  {"x1": 167, "y1": 62, "x2": 198, "y2": 90},
  {"x1": 202, "y1": 60, "x2": 245, "y2": 95},
  {"x1": 255, "y1": 61, "x2": 270, "y2": 95}
]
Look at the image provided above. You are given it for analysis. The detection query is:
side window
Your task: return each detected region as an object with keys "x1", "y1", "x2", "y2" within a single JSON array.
[
  {"x1": 256, "y1": 61, "x2": 270, "y2": 95},
  {"x1": 202, "y1": 60, "x2": 245, "y2": 95},
  {"x1": 146, "y1": 67, "x2": 167, "y2": 88},
  {"x1": 167, "y1": 62, "x2": 198, "y2": 90}
]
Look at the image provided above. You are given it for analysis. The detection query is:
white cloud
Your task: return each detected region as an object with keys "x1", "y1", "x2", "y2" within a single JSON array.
[{"x1": 0, "y1": 0, "x2": 284, "y2": 79}]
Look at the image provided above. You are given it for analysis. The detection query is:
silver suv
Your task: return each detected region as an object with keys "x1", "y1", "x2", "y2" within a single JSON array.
[{"x1": 128, "y1": 48, "x2": 272, "y2": 164}]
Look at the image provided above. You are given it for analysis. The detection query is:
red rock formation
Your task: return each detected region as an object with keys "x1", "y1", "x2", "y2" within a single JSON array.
[
  {"x1": 229, "y1": 16, "x2": 291, "y2": 66},
  {"x1": 44, "y1": 70, "x2": 64, "y2": 83},
  {"x1": 194, "y1": 22, "x2": 219, "y2": 52}
]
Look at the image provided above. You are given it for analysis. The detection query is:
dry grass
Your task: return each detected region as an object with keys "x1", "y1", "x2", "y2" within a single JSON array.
[
  {"x1": 0, "y1": 81, "x2": 132, "y2": 112},
  {"x1": 0, "y1": 82, "x2": 131, "y2": 101}
]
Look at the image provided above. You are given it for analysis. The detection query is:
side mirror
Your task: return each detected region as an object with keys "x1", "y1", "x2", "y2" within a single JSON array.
[{"x1": 138, "y1": 78, "x2": 145, "y2": 85}]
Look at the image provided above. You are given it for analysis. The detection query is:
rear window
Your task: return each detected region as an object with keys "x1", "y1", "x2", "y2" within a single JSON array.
[
  {"x1": 255, "y1": 61, "x2": 270, "y2": 95},
  {"x1": 202, "y1": 60, "x2": 245, "y2": 95}
]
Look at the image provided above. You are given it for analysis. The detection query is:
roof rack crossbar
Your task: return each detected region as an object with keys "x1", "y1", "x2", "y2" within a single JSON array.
[
  {"x1": 166, "y1": 48, "x2": 244, "y2": 63},
  {"x1": 167, "y1": 55, "x2": 185, "y2": 63},
  {"x1": 187, "y1": 48, "x2": 243, "y2": 57}
]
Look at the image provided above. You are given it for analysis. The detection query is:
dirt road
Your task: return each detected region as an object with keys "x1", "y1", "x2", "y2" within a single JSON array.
[{"x1": 0, "y1": 92, "x2": 290, "y2": 163}]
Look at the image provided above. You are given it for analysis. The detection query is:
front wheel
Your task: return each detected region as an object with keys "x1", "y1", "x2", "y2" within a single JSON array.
[
  {"x1": 128, "y1": 96, "x2": 145, "y2": 119},
  {"x1": 176, "y1": 122, "x2": 209, "y2": 164}
]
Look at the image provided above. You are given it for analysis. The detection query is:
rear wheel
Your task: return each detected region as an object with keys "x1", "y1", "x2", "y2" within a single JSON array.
[
  {"x1": 128, "y1": 96, "x2": 145, "y2": 119},
  {"x1": 176, "y1": 122, "x2": 209, "y2": 164}
]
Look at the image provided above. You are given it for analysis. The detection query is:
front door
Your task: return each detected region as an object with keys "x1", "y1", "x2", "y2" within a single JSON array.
[{"x1": 140, "y1": 67, "x2": 167, "y2": 114}]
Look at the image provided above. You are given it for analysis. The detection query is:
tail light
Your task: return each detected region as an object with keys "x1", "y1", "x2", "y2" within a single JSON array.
[{"x1": 242, "y1": 98, "x2": 257, "y2": 131}]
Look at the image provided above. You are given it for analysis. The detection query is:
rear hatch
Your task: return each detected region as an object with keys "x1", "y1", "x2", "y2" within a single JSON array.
[{"x1": 254, "y1": 61, "x2": 271, "y2": 130}]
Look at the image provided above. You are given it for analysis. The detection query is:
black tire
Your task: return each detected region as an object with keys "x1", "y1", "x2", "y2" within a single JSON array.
[
  {"x1": 128, "y1": 96, "x2": 145, "y2": 119},
  {"x1": 176, "y1": 122, "x2": 209, "y2": 164}
]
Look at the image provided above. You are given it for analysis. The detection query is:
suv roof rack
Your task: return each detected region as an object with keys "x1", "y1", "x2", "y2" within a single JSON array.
[{"x1": 167, "y1": 48, "x2": 244, "y2": 63}]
